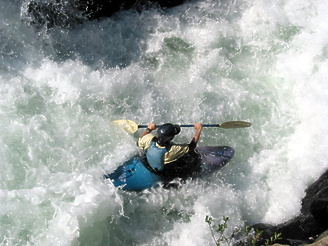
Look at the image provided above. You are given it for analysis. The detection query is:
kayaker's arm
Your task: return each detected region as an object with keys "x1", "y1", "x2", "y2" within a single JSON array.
[
  {"x1": 140, "y1": 123, "x2": 157, "y2": 138},
  {"x1": 189, "y1": 123, "x2": 203, "y2": 149}
]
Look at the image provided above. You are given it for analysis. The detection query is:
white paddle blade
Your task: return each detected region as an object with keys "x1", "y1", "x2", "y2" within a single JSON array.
[{"x1": 113, "y1": 120, "x2": 139, "y2": 133}]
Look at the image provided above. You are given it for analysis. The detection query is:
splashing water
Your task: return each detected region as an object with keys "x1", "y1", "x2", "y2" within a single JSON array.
[{"x1": 1, "y1": 0, "x2": 328, "y2": 245}]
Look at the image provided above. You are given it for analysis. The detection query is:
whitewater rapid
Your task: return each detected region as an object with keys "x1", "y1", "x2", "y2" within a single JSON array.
[{"x1": 1, "y1": 0, "x2": 328, "y2": 245}]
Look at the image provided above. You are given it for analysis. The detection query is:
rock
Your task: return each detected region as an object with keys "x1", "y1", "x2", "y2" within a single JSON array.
[
  {"x1": 77, "y1": 0, "x2": 187, "y2": 19},
  {"x1": 251, "y1": 170, "x2": 328, "y2": 245},
  {"x1": 309, "y1": 234, "x2": 328, "y2": 246},
  {"x1": 314, "y1": 229, "x2": 328, "y2": 242},
  {"x1": 23, "y1": 0, "x2": 188, "y2": 29}
]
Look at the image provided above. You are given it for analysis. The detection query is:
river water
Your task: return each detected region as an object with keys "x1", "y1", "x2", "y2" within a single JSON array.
[{"x1": 1, "y1": 0, "x2": 328, "y2": 245}]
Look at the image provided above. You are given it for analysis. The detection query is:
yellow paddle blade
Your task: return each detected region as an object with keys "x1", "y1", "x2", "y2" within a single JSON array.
[
  {"x1": 113, "y1": 120, "x2": 139, "y2": 133},
  {"x1": 219, "y1": 121, "x2": 252, "y2": 128}
]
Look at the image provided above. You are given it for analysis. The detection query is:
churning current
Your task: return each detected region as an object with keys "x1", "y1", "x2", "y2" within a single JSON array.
[{"x1": 1, "y1": 0, "x2": 328, "y2": 245}]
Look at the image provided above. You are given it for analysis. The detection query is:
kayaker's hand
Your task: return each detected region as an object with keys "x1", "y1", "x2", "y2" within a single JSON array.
[
  {"x1": 140, "y1": 123, "x2": 156, "y2": 138},
  {"x1": 147, "y1": 123, "x2": 157, "y2": 131},
  {"x1": 194, "y1": 123, "x2": 203, "y2": 132},
  {"x1": 190, "y1": 123, "x2": 202, "y2": 145}
]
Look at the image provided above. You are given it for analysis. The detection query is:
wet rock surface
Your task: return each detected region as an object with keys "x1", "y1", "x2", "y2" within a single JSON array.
[
  {"x1": 252, "y1": 170, "x2": 328, "y2": 245},
  {"x1": 24, "y1": 0, "x2": 188, "y2": 29}
]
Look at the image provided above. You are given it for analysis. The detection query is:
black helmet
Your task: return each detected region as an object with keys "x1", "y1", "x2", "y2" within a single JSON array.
[{"x1": 157, "y1": 123, "x2": 180, "y2": 138}]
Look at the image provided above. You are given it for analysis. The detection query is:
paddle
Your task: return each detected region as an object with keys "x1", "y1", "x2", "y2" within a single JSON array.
[{"x1": 113, "y1": 120, "x2": 251, "y2": 134}]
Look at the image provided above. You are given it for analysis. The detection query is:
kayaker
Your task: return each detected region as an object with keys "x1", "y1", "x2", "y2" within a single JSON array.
[{"x1": 137, "y1": 122, "x2": 203, "y2": 181}]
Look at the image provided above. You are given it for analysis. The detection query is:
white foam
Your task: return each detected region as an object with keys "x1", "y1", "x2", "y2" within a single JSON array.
[{"x1": 1, "y1": 0, "x2": 328, "y2": 245}]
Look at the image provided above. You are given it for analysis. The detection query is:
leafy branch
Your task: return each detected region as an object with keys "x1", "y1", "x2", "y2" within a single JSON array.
[{"x1": 205, "y1": 215, "x2": 282, "y2": 246}]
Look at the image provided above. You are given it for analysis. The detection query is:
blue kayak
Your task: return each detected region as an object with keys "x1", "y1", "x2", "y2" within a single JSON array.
[{"x1": 104, "y1": 146, "x2": 234, "y2": 191}]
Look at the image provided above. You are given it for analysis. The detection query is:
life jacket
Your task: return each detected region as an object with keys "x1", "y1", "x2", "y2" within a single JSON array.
[{"x1": 141, "y1": 138, "x2": 169, "y2": 175}]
